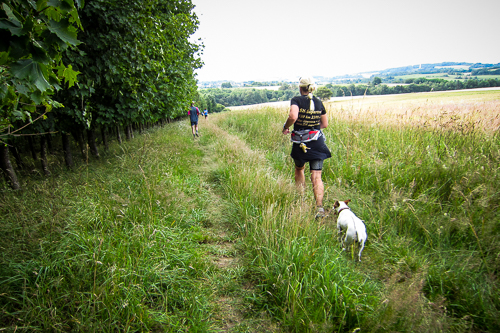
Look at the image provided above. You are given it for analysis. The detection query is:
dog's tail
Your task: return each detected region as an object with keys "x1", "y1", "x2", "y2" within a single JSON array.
[
  {"x1": 358, "y1": 240, "x2": 365, "y2": 261},
  {"x1": 356, "y1": 221, "x2": 367, "y2": 243}
]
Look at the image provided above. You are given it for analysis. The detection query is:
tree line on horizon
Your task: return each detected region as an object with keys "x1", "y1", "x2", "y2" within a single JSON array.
[
  {"x1": 197, "y1": 84, "x2": 298, "y2": 109},
  {"x1": 198, "y1": 77, "x2": 500, "y2": 108},
  {"x1": 322, "y1": 76, "x2": 500, "y2": 98}
]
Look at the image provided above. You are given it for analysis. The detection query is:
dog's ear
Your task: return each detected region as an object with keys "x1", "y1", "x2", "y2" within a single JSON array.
[
  {"x1": 344, "y1": 199, "x2": 351, "y2": 205},
  {"x1": 333, "y1": 201, "x2": 339, "y2": 208}
]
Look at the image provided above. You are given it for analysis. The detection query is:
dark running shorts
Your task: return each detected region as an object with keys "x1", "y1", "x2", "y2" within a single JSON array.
[
  {"x1": 294, "y1": 158, "x2": 324, "y2": 171},
  {"x1": 191, "y1": 121, "x2": 198, "y2": 126}
]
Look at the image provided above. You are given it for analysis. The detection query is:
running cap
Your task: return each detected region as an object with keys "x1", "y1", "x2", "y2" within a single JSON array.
[{"x1": 299, "y1": 76, "x2": 317, "y2": 93}]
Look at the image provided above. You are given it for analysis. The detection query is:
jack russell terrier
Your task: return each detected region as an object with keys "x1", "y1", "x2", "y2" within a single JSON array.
[{"x1": 334, "y1": 199, "x2": 367, "y2": 261}]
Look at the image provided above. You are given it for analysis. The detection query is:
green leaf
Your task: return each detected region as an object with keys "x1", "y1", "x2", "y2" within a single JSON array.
[
  {"x1": 30, "y1": 43, "x2": 51, "y2": 64},
  {"x1": 47, "y1": 19, "x2": 80, "y2": 46},
  {"x1": 11, "y1": 59, "x2": 52, "y2": 92},
  {"x1": 63, "y1": 64, "x2": 79, "y2": 88},
  {"x1": 12, "y1": 110, "x2": 25, "y2": 120},
  {"x1": 48, "y1": 99, "x2": 64, "y2": 108},
  {"x1": 15, "y1": 82, "x2": 31, "y2": 96},
  {"x1": 0, "y1": 52, "x2": 8, "y2": 65},
  {"x1": 0, "y1": 19, "x2": 24, "y2": 37},
  {"x1": 48, "y1": 73, "x2": 62, "y2": 90},
  {"x1": 69, "y1": 8, "x2": 82, "y2": 30},
  {"x1": 30, "y1": 90, "x2": 43, "y2": 104},
  {"x1": 0, "y1": 3, "x2": 24, "y2": 36},
  {"x1": 1, "y1": 3, "x2": 22, "y2": 27},
  {"x1": 10, "y1": 59, "x2": 35, "y2": 80},
  {"x1": 22, "y1": 16, "x2": 35, "y2": 35},
  {"x1": 36, "y1": 0, "x2": 48, "y2": 12},
  {"x1": 48, "y1": 0, "x2": 73, "y2": 13}
]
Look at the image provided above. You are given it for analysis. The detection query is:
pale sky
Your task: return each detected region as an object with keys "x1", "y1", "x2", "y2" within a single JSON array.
[{"x1": 191, "y1": 0, "x2": 500, "y2": 82}]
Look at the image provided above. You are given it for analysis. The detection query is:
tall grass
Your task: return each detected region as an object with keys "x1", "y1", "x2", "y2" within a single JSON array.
[
  {"x1": 216, "y1": 91, "x2": 500, "y2": 331},
  {"x1": 0, "y1": 122, "x2": 225, "y2": 331},
  {"x1": 319, "y1": 92, "x2": 500, "y2": 331},
  {"x1": 205, "y1": 116, "x2": 381, "y2": 331},
  {"x1": 1, "y1": 90, "x2": 499, "y2": 332}
]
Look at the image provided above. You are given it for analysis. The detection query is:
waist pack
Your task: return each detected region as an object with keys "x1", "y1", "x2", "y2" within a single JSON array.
[{"x1": 291, "y1": 129, "x2": 321, "y2": 144}]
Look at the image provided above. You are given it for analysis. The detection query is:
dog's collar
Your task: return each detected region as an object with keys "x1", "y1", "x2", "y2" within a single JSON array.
[{"x1": 337, "y1": 207, "x2": 350, "y2": 214}]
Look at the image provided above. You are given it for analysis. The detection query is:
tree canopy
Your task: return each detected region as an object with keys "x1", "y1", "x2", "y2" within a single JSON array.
[
  {"x1": 315, "y1": 86, "x2": 333, "y2": 100},
  {"x1": 0, "y1": 0, "x2": 203, "y2": 189},
  {"x1": 0, "y1": 0, "x2": 83, "y2": 137},
  {"x1": 1, "y1": 0, "x2": 202, "y2": 139},
  {"x1": 372, "y1": 77, "x2": 382, "y2": 85}
]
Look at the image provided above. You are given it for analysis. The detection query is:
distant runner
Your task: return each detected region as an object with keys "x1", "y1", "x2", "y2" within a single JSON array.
[
  {"x1": 204, "y1": 109, "x2": 208, "y2": 119},
  {"x1": 188, "y1": 101, "x2": 200, "y2": 139}
]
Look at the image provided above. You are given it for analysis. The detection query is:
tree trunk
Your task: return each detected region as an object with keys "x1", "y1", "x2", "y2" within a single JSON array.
[
  {"x1": 73, "y1": 129, "x2": 87, "y2": 161},
  {"x1": 40, "y1": 135, "x2": 50, "y2": 176},
  {"x1": 116, "y1": 125, "x2": 122, "y2": 144},
  {"x1": 62, "y1": 132, "x2": 74, "y2": 169},
  {"x1": 87, "y1": 129, "x2": 100, "y2": 158},
  {"x1": 9, "y1": 143, "x2": 25, "y2": 170},
  {"x1": 125, "y1": 125, "x2": 131, "y2": 141},
  {"x1": 0, "y1": 143, "x2": 21, "y2": 190},
  {"x1": 101, "y1": 126, "x2": 109, "y2": 151},
  {"x1": 28, "y1": 136, "x2": 37, "y2": 161},
  {"x1": 46, "y1": 134, "x2": 53, "y2": 154}
]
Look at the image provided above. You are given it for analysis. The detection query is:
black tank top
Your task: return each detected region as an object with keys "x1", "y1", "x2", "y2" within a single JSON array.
[{"x1": 290, "y1": 95, "x2": 326, "y2": 130}]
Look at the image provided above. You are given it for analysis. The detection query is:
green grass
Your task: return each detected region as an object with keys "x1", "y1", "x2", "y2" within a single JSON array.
[
  {"x1": 212, "y1": 91, "x2": 500, "y2": 331},
  {"x1": 0, "y1": 123, "x2": 239, "y2": 331},
  {"x1": 1, "y1": 90, "x2": 499, "y2": 332}
]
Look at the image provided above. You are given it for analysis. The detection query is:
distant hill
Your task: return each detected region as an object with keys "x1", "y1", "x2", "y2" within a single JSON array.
[
  {"x1": 357, "y1": 62, "x2": 500, "y2": 78},
  {"x1": 198, "y1": 62, "x2": 500, "y2": 88}
]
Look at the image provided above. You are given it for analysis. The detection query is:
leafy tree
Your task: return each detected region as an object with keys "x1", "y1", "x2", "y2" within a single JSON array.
[
  {"x1": 1, "y1": 0, "x2": 203, "y2": 189},
  {"x1": 315, "y1": 86, "x2": 333, "y2": 100},
  {"x1": 278, "y1": 82, "x2": 291, "y2": 91},
  {"x1": 55, "y1": 0, "x2": 202, "y2": 156},
  {"x1": 0, "y1": 0, "x2": 83, "y2": 188},
  {"x1": 198, "y1": 77, "x2": 500, "y2": 109},
  {"x1": 0, "y1": 0, "x2": 82, "y2": 134},
  {"x1": 221, "y1": 82, "x2": 232, "y2": 88},
  {"x1": 372, "y1": 77, "x2": 382, "y2": 85}
]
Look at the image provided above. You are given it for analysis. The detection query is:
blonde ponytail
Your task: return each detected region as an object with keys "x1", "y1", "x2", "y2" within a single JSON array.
[
  {"x1": 299, "y1": 77, "x2": 317, "y2": 111},
  {"x1": 308, "y1": 92, "x2": 315, "y2": 111}
]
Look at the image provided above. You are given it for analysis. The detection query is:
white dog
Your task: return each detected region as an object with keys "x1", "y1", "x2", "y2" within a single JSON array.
[{"x1": 334, "y1": 199, "x2": 367, "y2": 261}]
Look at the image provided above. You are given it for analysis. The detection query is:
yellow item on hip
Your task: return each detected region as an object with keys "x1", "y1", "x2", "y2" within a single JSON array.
[{"x1": 299, "y1": 143, "x2": 310, "y2": 153}]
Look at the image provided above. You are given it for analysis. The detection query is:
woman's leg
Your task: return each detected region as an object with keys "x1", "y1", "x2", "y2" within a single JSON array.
[
  {"x1": 295, "y1": 165, "x2": 306, "y2": 190},
  {"x1": 310, "y1": 170, "x2": 324, "y2": 207}
]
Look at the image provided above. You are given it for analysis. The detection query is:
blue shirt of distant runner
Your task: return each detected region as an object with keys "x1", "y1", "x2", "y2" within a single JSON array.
[{"x1": 189, "y1": 106, "x2": 199, "y2": 124}]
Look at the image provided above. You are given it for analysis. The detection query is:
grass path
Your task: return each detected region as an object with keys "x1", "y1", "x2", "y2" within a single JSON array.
[
  {"x1": 0, "y1": 116, "x2": 279, "y2": 332},
  {"x1": 185, "y1": 118, "x2": 279, "y2": 332}
]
